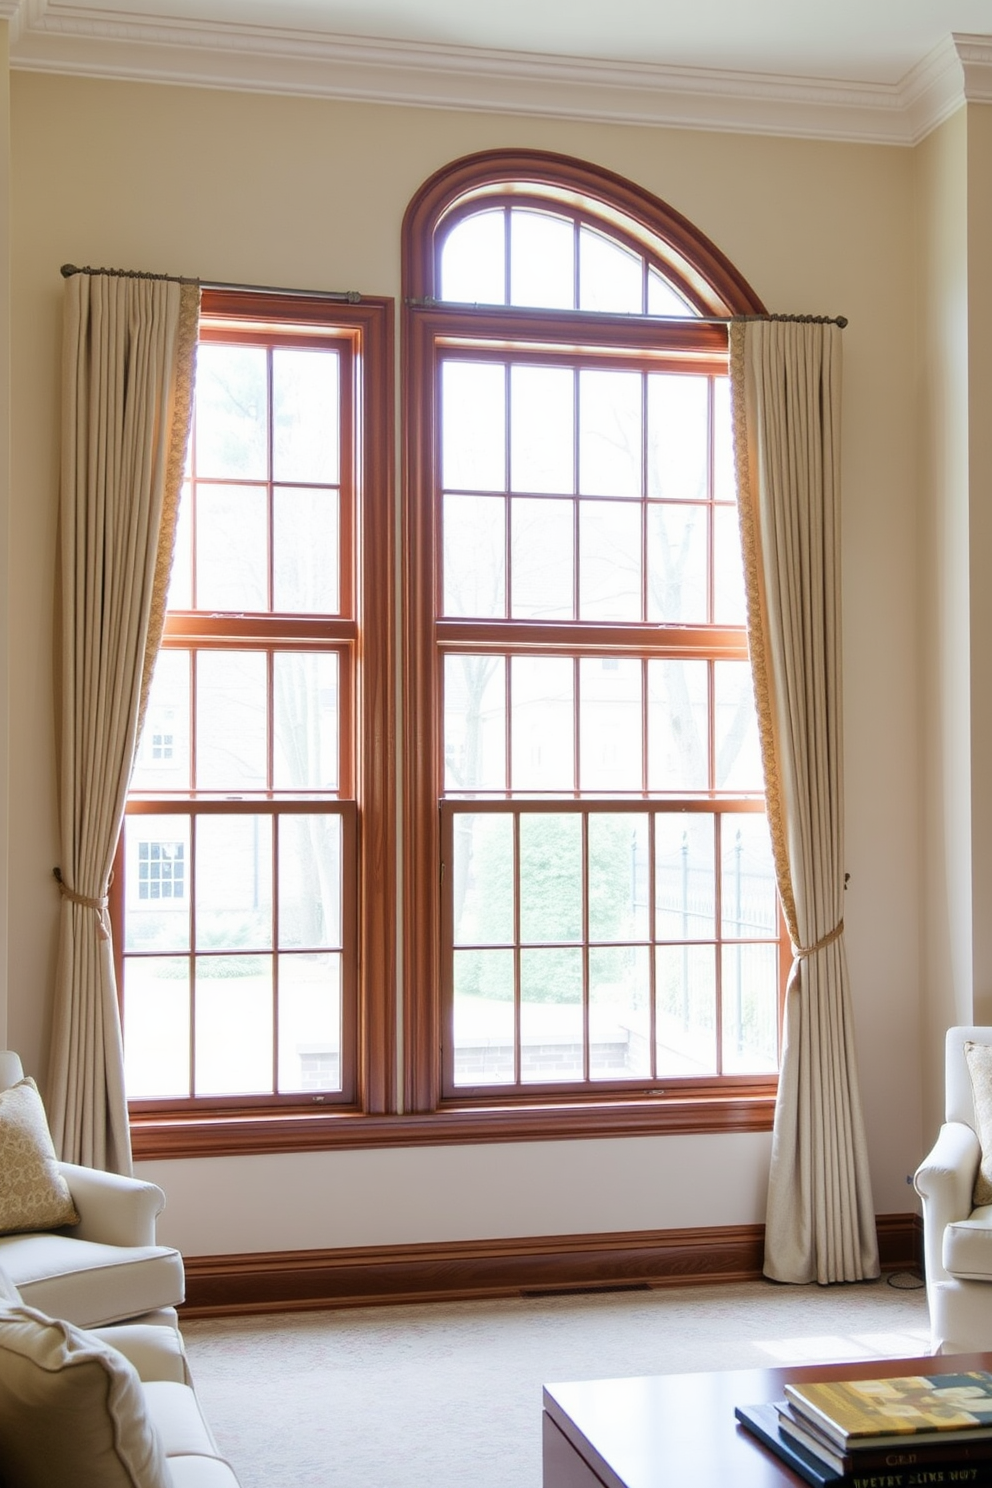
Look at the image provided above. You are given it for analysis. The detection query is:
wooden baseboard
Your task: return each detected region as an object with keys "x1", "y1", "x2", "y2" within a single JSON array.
[{"x1": 180, "y1": 1213, "x2": 919, "y2": 1318}]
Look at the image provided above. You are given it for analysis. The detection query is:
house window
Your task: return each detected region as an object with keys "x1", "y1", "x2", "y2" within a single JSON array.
[
  {"x1": 117, "y1": 291, "x2": 394, "y2": 1125},
  {"x1": 403, "y1": 151, "x2": 787, "y2": 1117},
  {"x1": 137, "y1": 840, "x2": 185, "y2": 901}
]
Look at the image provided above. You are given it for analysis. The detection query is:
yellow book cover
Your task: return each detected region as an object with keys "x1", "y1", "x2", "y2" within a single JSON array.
[{"x1": 783, "y1": 1373, "x2": 992, "y2": 1450}]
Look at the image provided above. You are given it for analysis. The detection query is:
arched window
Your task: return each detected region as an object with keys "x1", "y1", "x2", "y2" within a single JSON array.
[{"x1": 403, "y1": 150, "x2": 786, "y2": 1124}]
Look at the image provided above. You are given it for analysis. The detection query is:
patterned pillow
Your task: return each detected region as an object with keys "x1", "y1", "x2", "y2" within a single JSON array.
[{"x1": 0, "y1": 1078, "x2": 79, "y2": 1234}]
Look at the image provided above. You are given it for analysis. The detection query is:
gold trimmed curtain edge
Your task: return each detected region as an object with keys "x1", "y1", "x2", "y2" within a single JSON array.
[
  {"x1": 137, "y1": 279, "x2": 199, "y2": 733},
  {"x1": 730, "y1": 320, "x2": 799, "y2": 948}
]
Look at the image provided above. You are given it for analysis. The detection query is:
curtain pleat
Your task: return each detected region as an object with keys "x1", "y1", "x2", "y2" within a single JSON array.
[
  {"x1": 47, "y1": 273, "x2": 198, "y2": 1174},
  {"x1": 731, "y1": 319, "x2": 878, "y2": 1284}
]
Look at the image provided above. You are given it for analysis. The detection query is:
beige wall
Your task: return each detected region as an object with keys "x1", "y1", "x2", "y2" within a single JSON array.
[
  {"x1": 915, "y1": 102, "x2": 992, "y2": 1144},
  {"x1": 8, "y1": 71, "x2": 924, "y2": 1254},
  {"x1": 916, "y1": 108, "x2": 971, "y2": 1136}
]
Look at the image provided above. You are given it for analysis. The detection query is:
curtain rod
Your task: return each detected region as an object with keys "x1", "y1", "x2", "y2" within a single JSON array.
[
  {"x1": 61, "y1": 265, "x2": 362, "y2": 303},
  {"x1": 406, "y1": 296, "x2": 847, "y2": 328},
  {"x1": 59, "y1": 270, "x2": 845, "y2": 327}
]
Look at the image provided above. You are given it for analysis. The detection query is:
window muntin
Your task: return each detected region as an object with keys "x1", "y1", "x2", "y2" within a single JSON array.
[
  {"x1": 404, "y1": 157, "x2": 783, "y2": 1112},
  {"x1": 438, "y1": 203, "x2": 698, "y2": 318},
  {"x1": 119, "y1": 297, "x2": 385, "y2": 1121},
  {"x1": 445, "y1": 801, "x2": 779, "y2": 1091}
]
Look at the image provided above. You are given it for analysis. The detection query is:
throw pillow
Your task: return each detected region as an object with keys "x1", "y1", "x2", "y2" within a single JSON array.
[
  {"x1": 0, "y1": 1303, "x2": 170, "y2": 1488},
  {"x1": 0, "y1": 1077, "x2": 78, "y2": 1235},
  {"x1": 965, "y1": 1041, "x2": 992, "y2": 1205}
]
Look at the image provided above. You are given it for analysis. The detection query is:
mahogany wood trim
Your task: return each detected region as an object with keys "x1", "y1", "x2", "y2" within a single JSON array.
[
  {"x1": 179, "y1": 1215, "x2": 918, "y2": 1318},
  {"x1": 400, "y1": 149, "x2": 767, "y2": 318},
  {"x1": 876, "y1": 1210, "x2": 924, "y2": 1274},
  {"x1": 132, "y1": 1091, "x2": 775, "y2": 1158},
  {"x1": 181, "y1": 1224, "x2": 767, "y2": 1316}
]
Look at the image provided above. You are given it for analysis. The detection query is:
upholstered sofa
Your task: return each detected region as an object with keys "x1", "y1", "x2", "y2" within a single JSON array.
[
  {"x1": 0, "y1": 1051, "x2": 184, "y2": 1328},
  {"x1": 0, "y1": 1271, "x2": 242, "y2": 1487},
  {"x1": 915, "y1": 1025, "x2": 992, "y2": 1353}
]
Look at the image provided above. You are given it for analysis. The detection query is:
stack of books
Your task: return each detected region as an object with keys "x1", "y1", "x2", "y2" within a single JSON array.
[{"x1": 736, "y1": 1370, "x2": 992, "y2": 1487}]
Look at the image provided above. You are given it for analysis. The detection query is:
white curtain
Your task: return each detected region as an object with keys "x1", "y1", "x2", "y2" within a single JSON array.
[
  {"x1": 48, "y1": 271, "x2": 198, "y2": 1174},
  {"x1": 730, "y1": 318, "x2": 878, "y2": 1284}
]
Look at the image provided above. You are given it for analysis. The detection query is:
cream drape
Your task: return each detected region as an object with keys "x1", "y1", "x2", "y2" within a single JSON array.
[
  {"x1": 730, "y1": 319, "x2": 878, "y2": 1284},
  {"x1": 48, "y1": 272, "x2": 198, "y2": 1174}
]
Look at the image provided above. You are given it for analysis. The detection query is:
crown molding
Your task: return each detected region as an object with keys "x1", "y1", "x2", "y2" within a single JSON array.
[{"x1": 3, "y1": 3, "x2": 992, "y2": 145}]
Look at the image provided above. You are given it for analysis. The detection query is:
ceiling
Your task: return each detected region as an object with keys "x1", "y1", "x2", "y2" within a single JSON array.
[{"x1": 6, "y1": 0, "x2": 992, "y2": 143}]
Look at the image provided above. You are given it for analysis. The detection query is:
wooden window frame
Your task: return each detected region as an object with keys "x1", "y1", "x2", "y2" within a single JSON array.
[
  {"x1": 402, "y1": 150, "x2": 785, "y2": 1138},
  {"x1": 121, "y1": 290, "x2": 397, "y2": 1160}
]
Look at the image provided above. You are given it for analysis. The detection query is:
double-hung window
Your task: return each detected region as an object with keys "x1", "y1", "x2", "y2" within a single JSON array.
[
  {"x1": 403, "y1": 152, "x2": 787, "y2": 1122},
  {"x1": 118, "y1": 290, "x2": 394, "y2": 1143}
]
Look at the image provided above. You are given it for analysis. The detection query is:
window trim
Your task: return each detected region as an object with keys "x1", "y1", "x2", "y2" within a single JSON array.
[
  {"x1": 120, "y1": 290, "x2": 396, "y2": 1157},
  {"x1": 402, "y1": 150, "x2": 781, "y2": 1129}
]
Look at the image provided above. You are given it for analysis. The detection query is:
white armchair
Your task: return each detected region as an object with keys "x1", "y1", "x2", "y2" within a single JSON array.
[
  {"x1": 0, "y1": 1052, "x2": 184, "y2": 1328},
  {"x1": 915, "y1": 1025, "x2": 992, "y2": 1353}
]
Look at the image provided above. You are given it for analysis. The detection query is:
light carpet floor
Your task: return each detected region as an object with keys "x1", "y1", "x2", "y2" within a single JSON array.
[{"x1": 182, "y1": 1275, "x2": 931, "y2": 1488}]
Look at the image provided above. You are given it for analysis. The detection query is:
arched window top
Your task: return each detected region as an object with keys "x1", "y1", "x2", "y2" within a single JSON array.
[{"x1": 403, "y1": 149, "x2": 765, "y2": 320}]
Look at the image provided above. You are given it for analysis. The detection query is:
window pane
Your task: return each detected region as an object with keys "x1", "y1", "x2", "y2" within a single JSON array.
[
  {"x1": 443, "y1": 494, "x2": 506, "y2": 618},
  {"x1": 195, "y1": 344, "x2": 267, "y2": 480},
  {"x1": 713, "y1": 377, "x2": 734, "y2": 501},
  {"x1": 278, "y1": 952, "x2": 342, "y2": 1093},
  {"x1": 655, "y1": 814, "x2": 715, "y2": 940},
  {"x1": 646, "y1": 502, "x2": 707, "y2": 623},
  {"x1": 713, "y1": 505, "x2": 746, "y2": 625},
  {"x1": 721, "y1": 814, "x2": 778, "y2": 939},
  {"x1": 195, "y1": 485, "x2": 267, "y2": 612},
  {"x1": 440, "y1": 209, "x2": 505, "y2": 305},
  {"x1": 196, "y1": 814, "x2": 272, "y2": 950},
  {"x1": 510, "y1": 209, "x2": 573, "y2": 309},
  {"x1": 273, "y1": 652, "x2": 338, "y2": 790},
  {"x1": 721, "y1": 942, "x2": 778, "y2": 1074},
  {"x1": 511, "y1": 497, "x2": 574, "y2": 620},
  {"x1": 589, "y1": 814, "x2": 648, "y2": 942},
  {"x1": 444, "y1": 655, "x2": 506, "y2": 791},
  {"x1": 273, "y1": 488, "x2": 339, "y2": 614},
  {"x1": 510, "y1": 365, "x2": 574, "y2": 494},
  {"x1": 195, "y1": 954, "x2": 272, "y2": 1095},
  {"x1": 124, "y1": 957, "x2": 190, "y2": 1098},
  {"x1": 279, "y1": 813, "x2": 342, "y2": 949},
  {"x1": 647, "y1": 374, "x2": 708, "y2": 502},
  {"x1": 510, "y1": 657, "x2": 574, "y2": 790},
  {"x1": 590, "y1": 946, "x2": 650, "y2": 1079},
  {"x1": 579, "y1": 658, "x2": 642, "y2": 791},
  {"x1": 579, "y1": 370, "x2": 642, "y2": 498},
  {"x1": 656, "y1": 944, "x2": 716, "y2": 1075},
  {"x1": 647, "y1": 660, "x2": 708, "y2": 791},
  {"x1": 442, "y1": 361, "x2": 506, "y2": 493},
  {"x1": 453, "y1": 949, "x2": 515, "y2": 1086},
  {"x1": 272, "y1": 347, "x2": 339, "y2": 485},
  {"x1": 168, "y1": 484, "x2": 192, "y2": 609},
  {"x1": 579, "y1": 227, "x2": 642, "y2": 314},
  {"x1": 519, "y1": 813, "x2": 581, "y2": 944},
  {"x1": 196, "y1": 651, "x2": 267, "y2": 789},
  {"x1": 648, "y1": 268, "x2": 695, "y2": 318},
  {"x1": 452, "y1": 812, "x2": 514, "y2": 947},
  {"x1": 124, "y1": 815, "x2": 191, "y2": 952},
  {"x1": 521, "y1": 947, "x2": 582, "y2": 1083},
  {"x1": 132, "y1": 650, "x2": 190, "y2": 791},
  {"x1": 714, "y1": 660, "x2": 762, "y2": 790},
  {"x1": 579, "y1": 500, "x2": 641, "y2": 622}
]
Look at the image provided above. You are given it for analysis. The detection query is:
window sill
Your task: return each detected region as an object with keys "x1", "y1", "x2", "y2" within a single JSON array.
[{"x1": 130, "y1": 1089, "x2": 775, "y2": 1160}]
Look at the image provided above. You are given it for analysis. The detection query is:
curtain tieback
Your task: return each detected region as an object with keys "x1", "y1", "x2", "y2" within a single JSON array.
[
  {"x1": 53, "y1": 867, "x2": 111, "y2": 941},
  {"x1": 791, "y1": 919, "x2": 844, "y2": 959}
]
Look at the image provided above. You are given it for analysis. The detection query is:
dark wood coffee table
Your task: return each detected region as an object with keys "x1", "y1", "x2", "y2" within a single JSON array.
[{"x1": 543, "y1": 1351, "x2": 992, "y2": 1487}]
